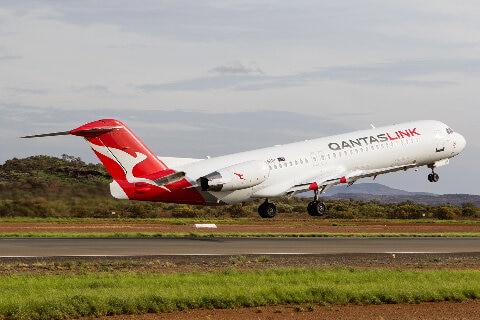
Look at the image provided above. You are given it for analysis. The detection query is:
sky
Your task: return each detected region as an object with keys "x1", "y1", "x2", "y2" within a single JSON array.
[{"x1": 1, "y1": 0, "x2": 479, "y2": 195}]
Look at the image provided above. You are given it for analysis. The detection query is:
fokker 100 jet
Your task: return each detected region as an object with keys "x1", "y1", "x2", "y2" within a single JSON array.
[{"x1": 23, "y1": 119, "x2": 466, "y2": 218}]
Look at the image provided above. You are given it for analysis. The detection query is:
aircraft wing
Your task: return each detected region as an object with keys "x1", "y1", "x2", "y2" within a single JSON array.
[
  {"x1": 253, "y1": 167, "x2": 346, "y2": 198},
  {"x1": 284, "y1": 162, "x2": 420, "y2": 197}
]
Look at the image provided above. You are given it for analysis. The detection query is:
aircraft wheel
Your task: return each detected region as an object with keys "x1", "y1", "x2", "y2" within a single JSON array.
[
  {"x1": 428, "y1": 173, "x2": 439, "y2": 182},
  {"x1": 307, "y1": 201, "x2": 326, "y2": 216},
  {"x1": 258, "y1": 202, "x2": 277, "y2": 218}
]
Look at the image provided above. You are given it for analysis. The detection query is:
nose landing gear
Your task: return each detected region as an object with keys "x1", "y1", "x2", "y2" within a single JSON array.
[{"x1": 428, "y1": 169, "x2": 439, "y2": 182}]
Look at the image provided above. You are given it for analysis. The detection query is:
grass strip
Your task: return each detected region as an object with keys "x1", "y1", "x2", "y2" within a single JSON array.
[
  {"x1": 0, "y1": 268, "x2": 479, "y2": 320},
  {"x1": 1, "y1": 232, "x2": 480, "y2": 238}
]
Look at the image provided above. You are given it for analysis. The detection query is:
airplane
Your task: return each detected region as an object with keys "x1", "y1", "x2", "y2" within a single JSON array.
[{"x1": 22, "y1": 119, "x2": 466, "y2": 218}]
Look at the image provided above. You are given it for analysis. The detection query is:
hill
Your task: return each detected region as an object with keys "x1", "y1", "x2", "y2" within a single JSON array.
[
  {"x1": 0, "y1": 155, "x2": 111, "y2": 200},
  {"x1": 320, "y1": 183, "x2": 480, "y2": 206},
  {"x1": 326, "y1": 192, "x2": 480, "y2": 206},
  {"x1": 325, "y1": 183, "x2": 434, "y2": 196}
]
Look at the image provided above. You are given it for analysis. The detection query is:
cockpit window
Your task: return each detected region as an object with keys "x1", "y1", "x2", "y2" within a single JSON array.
[{"x1": 446, "y1": 127, "x2": 453, "y2": 134}]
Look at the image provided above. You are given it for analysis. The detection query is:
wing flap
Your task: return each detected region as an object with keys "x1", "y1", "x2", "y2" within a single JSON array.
[
  {"x1": 285, "y1": 162, "x2": 419, "y2": 196},
  {"x1": 253, "y1": 167, "x2": 346, "y2": 198}
]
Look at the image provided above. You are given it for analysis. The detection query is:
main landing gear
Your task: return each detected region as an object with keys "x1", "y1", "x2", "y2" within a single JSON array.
[
  {"x1": 258, "y1": 199, "x2": 277, "y2": 218},
  {"x1": 307, "y1": 189, "x2": 327, "y2": 217},
  {"x1": 257, "y1": 191, "x2": 327, "y2": 219}
]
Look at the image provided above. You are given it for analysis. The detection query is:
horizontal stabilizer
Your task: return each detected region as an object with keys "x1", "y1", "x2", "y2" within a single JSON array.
[
  {"x1": 21, "y1": 131, "x2": 71, "y2": 138},
  {"x1": 21, "y1": 124, "x2": 124, "y2": 139}
]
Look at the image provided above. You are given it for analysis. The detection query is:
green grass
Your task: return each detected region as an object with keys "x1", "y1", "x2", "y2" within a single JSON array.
[{"x1": 0, "y1": 268, "x2": 479, "y2": 320}]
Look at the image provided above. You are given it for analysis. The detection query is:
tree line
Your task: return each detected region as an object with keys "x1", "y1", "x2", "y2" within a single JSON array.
[{"x1": 0, "y1": 155, "x2": 478, "y2": 219}]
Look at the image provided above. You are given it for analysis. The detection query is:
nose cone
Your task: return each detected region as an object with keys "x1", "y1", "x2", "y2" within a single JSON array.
[{"x1": 454, "y1": 133, "x2": 467, "y2": 152}]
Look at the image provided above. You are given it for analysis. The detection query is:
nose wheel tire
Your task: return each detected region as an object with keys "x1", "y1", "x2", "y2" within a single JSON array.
[{"x1": 428, "y1": 172, "x2": 439, "y2": 182}]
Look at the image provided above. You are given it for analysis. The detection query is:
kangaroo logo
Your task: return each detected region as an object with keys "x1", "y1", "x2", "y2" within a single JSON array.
[
  {"x1": 234, "y1": 172, "x2": 245, "y2": 180},
  {"x1": 89, "y1": 142, "x2": 173, "y2": 186}
]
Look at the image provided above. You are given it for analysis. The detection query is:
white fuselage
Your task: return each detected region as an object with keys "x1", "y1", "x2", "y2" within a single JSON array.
[{"x1": 169, "y1": 120, "x2": 466, "y2": 204}]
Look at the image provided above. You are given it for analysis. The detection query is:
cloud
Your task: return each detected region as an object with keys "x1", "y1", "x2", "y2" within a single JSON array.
[
  {"x1": 136, "y1": 59, "x2": 480, "y2": 92},
  {"x1": 0, "y1": 53, "x2": 21, "y2": 60},
  {"x1": 136, "y1": 74, "x2": 265, "y2": 92},
  {"x1": 6, "y1": 87, "x2": 49, "y2": 95},
  {"x1": 209, "y1": 61, "x2": 264, "y2": 76},
  {"x1": 0, "y1": 46, "x2": 21, "y2": 61}
]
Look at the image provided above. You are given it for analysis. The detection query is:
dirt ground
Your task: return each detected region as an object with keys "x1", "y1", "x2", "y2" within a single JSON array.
[
  {"x1": 90, "y1": 300, "x2": 480, "y2": 320},
  {"x1": 0, "y1": 218, "x2": 478, "y2": 235},
  {"x1": 2, "y1": 218, "x2": 479, "y2": 319}
]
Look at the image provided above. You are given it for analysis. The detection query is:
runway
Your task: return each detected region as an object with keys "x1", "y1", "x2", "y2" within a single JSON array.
[{"x1": 1, "y1": 237, "x2": 479, "y2": 257}]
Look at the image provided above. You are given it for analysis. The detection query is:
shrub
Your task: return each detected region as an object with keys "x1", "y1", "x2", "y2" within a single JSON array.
[
  {"x1": 171, "y1": 205, "x2": 198, "y2": 218},
  {"x1": 228, "y1": 204, "x2": 250, "y2": 218},
  {"x1": 434, "y1": 206, "x2": 459, "y2": 220}
]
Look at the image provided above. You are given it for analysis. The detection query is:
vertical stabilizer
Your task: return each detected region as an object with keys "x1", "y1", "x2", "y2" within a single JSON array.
[{"x1": 70, "y1": 119, "x2": 171, "y2": 180}]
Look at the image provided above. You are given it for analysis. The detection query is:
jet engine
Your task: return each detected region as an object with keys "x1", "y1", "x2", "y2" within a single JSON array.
[{"x1": 199, "y1": 160, "x2": 269, "y2": 192}]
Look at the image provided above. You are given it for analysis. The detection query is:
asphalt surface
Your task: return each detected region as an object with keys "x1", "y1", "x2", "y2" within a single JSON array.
[{"x1": 1, "y1": 237, "x2": 479, "y2": 257}]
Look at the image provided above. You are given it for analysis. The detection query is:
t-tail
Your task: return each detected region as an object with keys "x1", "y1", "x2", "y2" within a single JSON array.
[{"x1": 22, "y1": 119, "x2": 189, "y2": 201}]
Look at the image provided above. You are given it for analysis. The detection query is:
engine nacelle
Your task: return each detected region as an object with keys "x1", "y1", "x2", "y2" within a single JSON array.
[{"x1": 199, "y1": 160, "x2": 270, "y2": 192}]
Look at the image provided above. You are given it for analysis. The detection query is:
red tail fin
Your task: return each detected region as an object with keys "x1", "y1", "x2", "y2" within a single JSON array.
[
  {"x1": 70, "y1": 119, "x2": 181, "y2": 200},
  {"x1": 71, "y1": 119, "x2": 171, "y2": 181}
]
